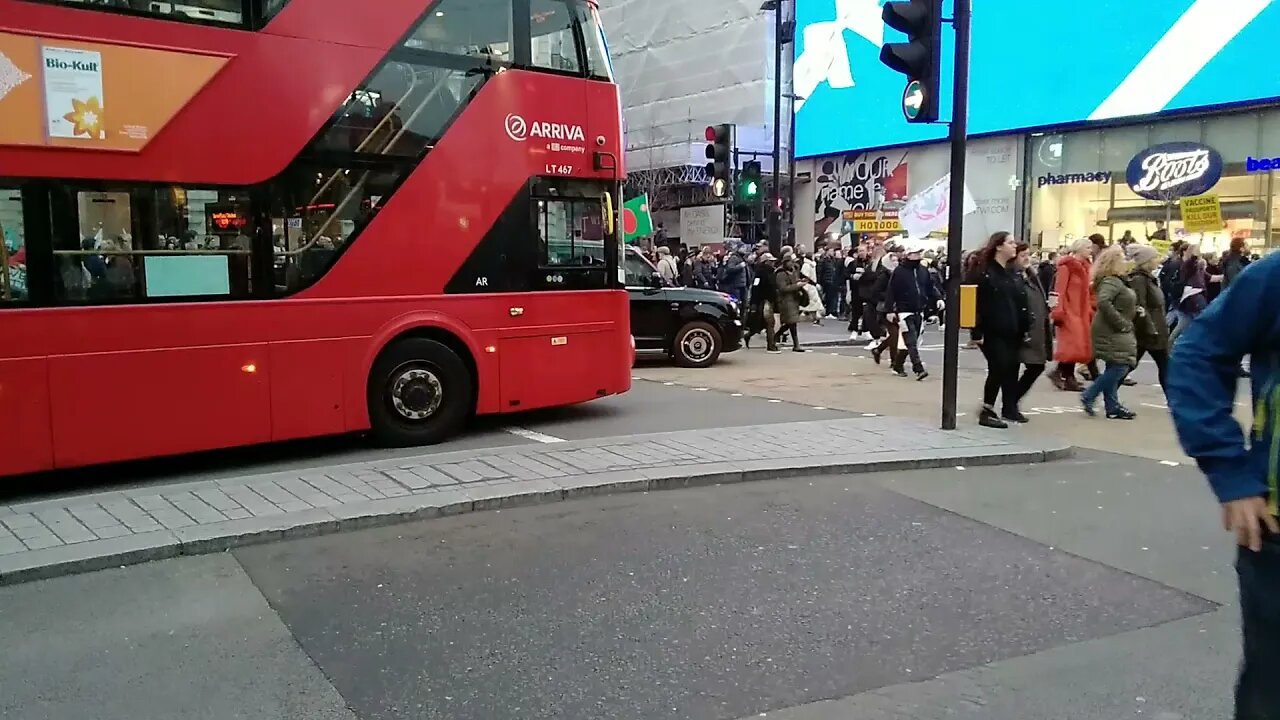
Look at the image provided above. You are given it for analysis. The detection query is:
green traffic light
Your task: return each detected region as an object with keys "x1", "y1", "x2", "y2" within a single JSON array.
[{"x1": 744, "y1": 180, "x2": 758, "y2": 197}]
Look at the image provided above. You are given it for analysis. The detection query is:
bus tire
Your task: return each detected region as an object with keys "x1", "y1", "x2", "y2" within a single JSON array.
[
  {"x1": 672, "y1": 321, "x2": 721, "y2": 368},
  {"x1": 367, "y1": 337, "x2": 473, "y2": 447}
]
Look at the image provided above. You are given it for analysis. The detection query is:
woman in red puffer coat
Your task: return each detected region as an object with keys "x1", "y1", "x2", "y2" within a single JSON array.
[{"x1": 1049, "y1": 238, "x2": 1096, "y2": 391}]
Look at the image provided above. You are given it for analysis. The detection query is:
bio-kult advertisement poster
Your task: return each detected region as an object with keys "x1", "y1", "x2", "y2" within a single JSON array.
[
  {"x1": 0, "y1": 31, "x2": 229, "y2": 152},
  {"x1": 42, "y1": 45, "x2": 106, "y2": 141}
]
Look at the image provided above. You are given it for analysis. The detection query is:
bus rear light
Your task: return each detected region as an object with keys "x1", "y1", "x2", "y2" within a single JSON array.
[
  {"x1": 241, "y1": 363, "x2": 257, "y2": 374},
  {"x1": 485, "y1": 345, "x2": 497, "y2": 353}
]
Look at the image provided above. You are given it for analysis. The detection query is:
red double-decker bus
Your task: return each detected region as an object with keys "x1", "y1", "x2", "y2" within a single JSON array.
[{"x1": 0, "y1": 0, "x2": 631, "y2": 476}]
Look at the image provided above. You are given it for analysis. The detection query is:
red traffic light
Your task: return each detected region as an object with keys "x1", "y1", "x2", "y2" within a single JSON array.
[{"x1": 705, "y1": 125, "x2": 718, "y2": 142}]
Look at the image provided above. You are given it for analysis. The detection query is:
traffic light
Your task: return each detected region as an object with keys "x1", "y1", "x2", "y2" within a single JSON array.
[
  {"x1": 739, "y1": 160, "x2": 762, "y2": 202},
  {"x1": 880, "y1": 0, "x2": 942, "y2": 123},
  {"x1": 704, "y1": 124, "x2": 734, "y2": 198}
]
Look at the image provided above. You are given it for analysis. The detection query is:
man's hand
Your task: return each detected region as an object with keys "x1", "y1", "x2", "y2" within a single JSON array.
[
  {"x1": 886, "y1": 313, "x2": 897, "y2": 323},
  {"x1": 1222, "y1": 497, "x2": 1279, "y2": 551}
]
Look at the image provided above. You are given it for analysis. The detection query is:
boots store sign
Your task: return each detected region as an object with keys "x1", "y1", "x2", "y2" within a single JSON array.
[{"x1": 1125, "y1": 142, "x2": 1223, "y2": 201}]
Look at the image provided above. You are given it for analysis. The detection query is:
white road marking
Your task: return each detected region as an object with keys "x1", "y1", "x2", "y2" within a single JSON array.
[
  {"x1": 812, "y1": 406, "x2": 828, "y2": 410},
  {"x1": 731, "y1": 393, "x2": 744, "y2": 397},
  {"x1": 505, "y1": 427, "x2": 566, "y2": 444},
  {"x1": 1160, "y1": 460, "x2": 1181, "y2": 467},
  {"x1": 695, "y1": 387, "x2": 709, "y2": 392},
  {"x1": 861, "y1": 413, "x2": 878, "y2": 417},
  {"x1": 663, "y1": 382, "x2": 675, "y2": 386},
  {"x1": 1141, "y1": 402, "x2": 1168, "y2": 410},
  {"x1": 769, "y1": 399, "x2": 782, "y2": 403}
]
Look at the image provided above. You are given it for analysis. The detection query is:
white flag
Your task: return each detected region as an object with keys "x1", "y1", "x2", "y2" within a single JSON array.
[{"x1": 899, "y1": 173, "x2": 977, "y2": 239}]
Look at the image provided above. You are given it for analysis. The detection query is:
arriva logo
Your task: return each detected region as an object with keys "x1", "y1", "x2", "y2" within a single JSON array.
[
  {"x1": 504, "y1": 113, "x2": 585, "y2": 143},
  {"x1": 1125, "y1": 142, "x2": 1223, "y2": 201}
]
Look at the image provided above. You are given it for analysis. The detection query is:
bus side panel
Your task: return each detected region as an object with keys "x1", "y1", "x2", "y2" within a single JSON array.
[
  {"x1": 47, "y1": 344, "x2": 272, "y2": 468},
  {"x1": 499, "y1": 328, "x2": 615, "y2": 412},
  {"x1": 0, "y1": 358, "x2": 55, "y2": 476},
  {"x1": 269, "y1": 339, "x2": 349, "y2": 442}
]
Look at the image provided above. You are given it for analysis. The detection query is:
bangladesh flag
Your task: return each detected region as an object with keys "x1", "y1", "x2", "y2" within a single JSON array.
[{"x1": 622, "y1": 194, "x2": 654, "y2": 243}]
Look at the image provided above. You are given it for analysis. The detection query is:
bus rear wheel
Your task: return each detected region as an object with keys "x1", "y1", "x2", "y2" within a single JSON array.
[{"x1": 368, "y1": 337, "x2": 472, "y2": 447}]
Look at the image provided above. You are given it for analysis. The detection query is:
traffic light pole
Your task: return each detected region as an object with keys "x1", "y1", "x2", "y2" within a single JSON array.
[
  {"x1": 769, "y1": 0, "x2": 784, "y2": 254},
  {"x1": 940, "y1": 0, "x2": 970, "y2": 431}
]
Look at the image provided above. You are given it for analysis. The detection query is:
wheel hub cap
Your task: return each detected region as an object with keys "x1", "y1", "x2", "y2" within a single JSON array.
[
  {"x1": 683, "y1": 329, "x2": 713, "y2": 360},
  {"x1": 390, "y1": 367, "x2": 443, "y2": 420}
]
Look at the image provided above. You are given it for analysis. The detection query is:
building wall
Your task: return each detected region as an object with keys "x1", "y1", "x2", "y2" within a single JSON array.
[{"x1": 599, "y1": 0, "x2": 791, "y2": 174}]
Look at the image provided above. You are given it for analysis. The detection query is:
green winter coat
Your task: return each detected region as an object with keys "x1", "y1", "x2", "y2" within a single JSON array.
[
  {"x1": 774, "y1": 266, "x2": 804, "y2": 325},
  {"x1": 1128, "y1": 269, "x2": 1170, "y2": 351},
  {"x1": 1090, "y1": 274, "x2": 1138, "y2": 367}
]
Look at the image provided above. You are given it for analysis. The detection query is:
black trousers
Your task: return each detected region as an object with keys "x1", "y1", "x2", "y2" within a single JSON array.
[
  {"x1": 847, "y1": 296, "x2": 865, "y2": 332},
  {"x1": 864, "y1": 302, "x2": 884, "y2": 338},
  {"x1": 1236, "y1": 532, "x2": 1280, "y2": 719},
  {"x1": 891, "y1": 315, "x2": 925, "y2": 374},
  {"x1": 1015, "y1": 363, "x2": 1045, "y2": 407},
  {"x1": 1136, "y1": 347, "x2": 1169, "y2": 389},
  {"x1": 980, "y1": 336, "x2": 1022, "y2": 415}
]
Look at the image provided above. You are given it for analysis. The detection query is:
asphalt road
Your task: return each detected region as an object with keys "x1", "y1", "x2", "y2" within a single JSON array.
[
  {"x1": 2, "y1": 378, "x2": 847, "y2": 504},
  {"x1": 2, "y1": 452, "x2": 1230, "y2": 720}
]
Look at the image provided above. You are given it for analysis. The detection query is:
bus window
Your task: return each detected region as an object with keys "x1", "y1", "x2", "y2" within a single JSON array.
[
  {"x1": 403, "y1": 0, "x2": 514, "y2": 64},
  {"x1": 529, "y1": 0, "x2": 580, "y2": 74},
  {"x1": 48, "y1": 185, "x2": 255, "y2": 303},
  {"x1": 578, "y1": 1, "x2": 614, "y2": 80},
  {"x1": 270, "y1": 165, "x2": 400, "y2": 294},
  {"x1": 533, "y1": 179, "x2": 608, "y2": 268},
  {"x1": 538, "y1": 199, "x2": 604, "y2": 267},
  {"x1": 37, "y1": 0, "x2": 246, "y2": 26},
  {"x1": 316, "y1": 59, "x2": 484, "y2": 159},
  {"x1": 0, "y1": 187, "x2": 26, "y2": 303}
]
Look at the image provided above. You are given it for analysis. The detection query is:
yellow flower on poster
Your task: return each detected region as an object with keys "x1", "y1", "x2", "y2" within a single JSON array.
[{"x1": 1179, "y1": 194, "x2": 1223, "y2": 234}]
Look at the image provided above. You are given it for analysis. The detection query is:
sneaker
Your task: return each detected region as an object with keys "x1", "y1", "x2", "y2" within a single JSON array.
[
  {"x1": 978, "y1": 410, "x2": 1008, "y2": 429},
  {"x1": 865, "y1": 340, "x2": 879, "y2": 351},
  {"x1": 1002, "y1": 410, "x2": 1030, "y2": 424},
  {"x1": 1106, "y1": 407, "x2": 1137, "y2": 420},
  {"x1": 871, "y1": 348, "x2": 883, "y2": 365},
  {"x1": 1121, "y1": 377, "x2": 1137, "y2": 387},
  {"x1": 892, "y1": 368, "x2": 908, "y2": 378},
  {"x1": 766, "y1": 348, "x2": 782, "y2": 354},
  {"x1": 915, "y1": 370, "x2": 929, "y2": 381},
  {"x1": 849, "y1": 332, "x2": 860, "y2": 342},
  {"x1": 792, "y1": 347, "x2": 807, "y2": 353},
  {"x1": 1080, "y1": 393, "x2": 1096, "y2": 417}
]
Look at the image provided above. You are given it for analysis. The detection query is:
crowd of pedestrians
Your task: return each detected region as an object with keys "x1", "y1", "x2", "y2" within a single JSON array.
[{"x1": 639, "y1": 229, "x2": 1251, "y2": 431}]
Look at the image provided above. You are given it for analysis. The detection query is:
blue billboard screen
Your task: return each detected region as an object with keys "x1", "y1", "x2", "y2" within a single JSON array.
[{"x1": 794, "y1": 0, "x2": 1280, "y2": 158}]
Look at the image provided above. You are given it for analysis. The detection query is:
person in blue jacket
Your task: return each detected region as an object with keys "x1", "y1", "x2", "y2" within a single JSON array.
[{"x1": 1167, "y1": 251, "x2": 1280, "y2": 720}]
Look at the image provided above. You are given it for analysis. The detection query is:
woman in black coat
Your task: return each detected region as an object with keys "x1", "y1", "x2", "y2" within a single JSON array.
[
  {"x1": 973, "y1": 232, "x2": 1031, "y2": 429},
  {"x1": 1014, "y1": 243, "x2": 1052, "y2": 409}
]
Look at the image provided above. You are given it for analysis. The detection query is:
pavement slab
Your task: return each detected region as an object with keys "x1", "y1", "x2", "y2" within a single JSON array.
[
  {"x1": 234, "y1": 474, "x2": 1215, "y2": 720},
  {"x1": 0, "y1": 553, "x2": 356, "y2": 720},
  {"x1": 0, "y1": 417, "x2": 1068, "y2": 586}
]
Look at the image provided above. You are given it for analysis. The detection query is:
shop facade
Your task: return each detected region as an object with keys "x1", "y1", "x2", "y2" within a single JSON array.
[
  {"x1": 1026, "y1": 108, "x2": 1280, "y2": 254},
  {"x1": 792, "y1": 0, "x2": 1280, "y2": 254}
]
